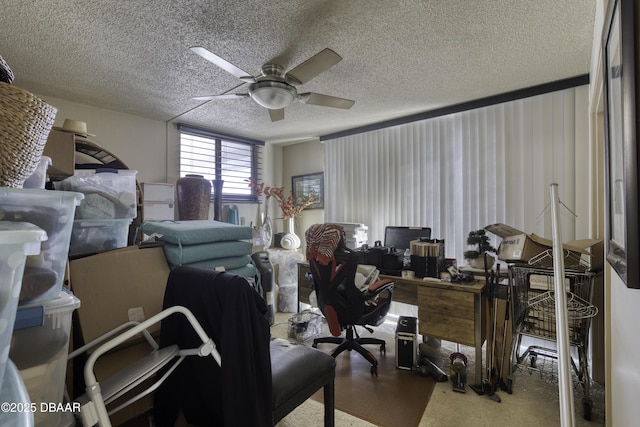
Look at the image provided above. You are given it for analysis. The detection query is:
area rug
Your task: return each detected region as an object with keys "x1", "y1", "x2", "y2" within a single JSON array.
[{"x1": 310, "y1": 333, "x2": 436, "y2": 427}]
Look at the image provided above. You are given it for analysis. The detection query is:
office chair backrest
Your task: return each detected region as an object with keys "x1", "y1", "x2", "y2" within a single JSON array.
[{"x1": 310, "y1": 241, "x2": 365, "y2": 329}]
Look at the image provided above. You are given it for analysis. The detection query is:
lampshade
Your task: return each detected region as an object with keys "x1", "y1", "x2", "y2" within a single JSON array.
[{"x1": 249, "y1": 81, "x2": 297, "y2": 109}]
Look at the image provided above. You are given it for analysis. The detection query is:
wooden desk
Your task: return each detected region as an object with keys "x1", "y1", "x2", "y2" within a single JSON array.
[
  {"x1": 382, "y1": 275, "x2": 486, "y2": 384},
  {"x1": 297, "y1": 263, "x2": 487, "y2": 384}
]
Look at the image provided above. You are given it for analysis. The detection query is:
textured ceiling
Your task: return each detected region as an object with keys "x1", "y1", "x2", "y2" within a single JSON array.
[{"x1": 0, "y1": 1, "x2": 595, "y2": 144}]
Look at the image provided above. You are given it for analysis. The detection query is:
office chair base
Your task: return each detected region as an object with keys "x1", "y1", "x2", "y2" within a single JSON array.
[{"x1": 313, "y1": 327, "x2": 385, "y2": 376}]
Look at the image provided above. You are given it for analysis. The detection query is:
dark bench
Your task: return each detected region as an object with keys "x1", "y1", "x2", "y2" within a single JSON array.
[{"x1": 271, "y1": 338, "x2": 336, "y2": 426}]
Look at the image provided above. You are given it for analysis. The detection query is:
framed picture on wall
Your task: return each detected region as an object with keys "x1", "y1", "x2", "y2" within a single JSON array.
[
  {"x1": 292, "y1": 172, "x2": 324, "y2": 209},
  {"x1": 602, "y1": 0, "x2": 639, "y2": 288}
]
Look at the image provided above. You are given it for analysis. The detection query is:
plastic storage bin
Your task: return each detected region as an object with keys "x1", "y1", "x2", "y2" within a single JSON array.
[
  {"x1": 11, "y1": 290, "x2": 80, "y2": 427},
  {"x1": 56, "y1": 169, "x2": 138, "y2": 219},
  {"x1": 69, "y1": 218, "x2": 132, "y2": 256},
  {"x1": 22, "y1": 156, "x2": 52, "y2": 189},
  {"x1": 0, "y1": 188, "x2": 83, "y2": 305},
  {"x1": 0, "y1": 359, "x2": 34, "y2": 427},
  {"x1": 0, "y1": 222, "x2": 47, "y2": 389}
]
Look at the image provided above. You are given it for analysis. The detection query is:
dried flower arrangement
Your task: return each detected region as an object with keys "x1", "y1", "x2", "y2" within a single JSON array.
[{"x1": 249, "y1": 178, "x2": 315, "y2": 220}]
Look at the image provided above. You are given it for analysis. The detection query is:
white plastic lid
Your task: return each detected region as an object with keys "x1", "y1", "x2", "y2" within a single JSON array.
[
  {"x1": 0, "y1": 187, "x2": 84, "y2": 205},
  {"x1": 14, "y1": 289, "x2": 81, "y2": 331},
  {"x1": 0, "y1": 222, "x2": 47, "y2": 255},
  {"x1": 73, "y1": 169, "x2": 137, "y2": 176},
  {"x1": 18, "y1": 288, "x2": 80, "y2": 313}
]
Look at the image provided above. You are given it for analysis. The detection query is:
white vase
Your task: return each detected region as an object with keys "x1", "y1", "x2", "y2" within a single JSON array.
[
  {"x1": 280, "y1": 217, "x2": 301, "y2": 250},
  {"x1": 262, "y1": 214, "x2": 273, "y2": 248}
]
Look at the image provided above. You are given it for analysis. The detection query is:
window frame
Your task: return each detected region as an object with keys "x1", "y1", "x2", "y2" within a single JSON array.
[{"x1": 177, "y1": 123, "x2": 264, "y2": 202}]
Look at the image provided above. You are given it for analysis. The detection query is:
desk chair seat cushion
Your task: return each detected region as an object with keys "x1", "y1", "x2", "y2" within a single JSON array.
[
  {"x1": 154, "y1": 266, "x2": 272, "y2": 427},
  {"x1": 270, "y1": 338, "x2": 335, "y2": 423}
]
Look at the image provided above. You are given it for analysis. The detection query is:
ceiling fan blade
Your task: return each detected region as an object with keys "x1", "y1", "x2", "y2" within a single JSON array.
[
  {"x1": 190, "y1": 46, "x2": 256, "y2": 83},
  {"x1": 268, "y1": 108, "x2": 285, "y2": 122},
  {"x1": 192, "y1": 93, "x2": 249, "y2": 101},
  {"x1": 299, "y1": 93, "x2": 355, "y2": 109},
  {"x1": 285, "y1": 48, "x2": 342, "y2": 85}
]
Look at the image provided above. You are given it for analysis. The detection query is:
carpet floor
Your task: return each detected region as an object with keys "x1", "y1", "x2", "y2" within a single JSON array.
[
  {"x1": 273, "y1": 312, "x2": 606, "y2": 427},
  {"x1": 310, "y1": 333, "x2": 436, "y2": 427}
]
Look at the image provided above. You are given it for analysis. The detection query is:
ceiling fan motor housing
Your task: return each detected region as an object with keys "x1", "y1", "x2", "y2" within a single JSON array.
[{"x1": 249, "y1": 67, "x2": 298, "y2": 109}]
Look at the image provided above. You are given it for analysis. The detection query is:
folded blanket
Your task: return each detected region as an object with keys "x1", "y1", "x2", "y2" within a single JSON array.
[{"x1": 305, "y1": 223, "x2": 345, "y2": 265}]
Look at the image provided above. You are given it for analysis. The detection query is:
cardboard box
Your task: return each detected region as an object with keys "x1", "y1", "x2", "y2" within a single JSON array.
[
  {"x1": 68, "y1": 245, "x2": 170, "y2": 424},
  {"x1": 69, "y1": 245, "x2": 170, "y2": 344},
  {"x1": 143, "y1": 202, "x2": 175, "y2": 221},
  {"x1": 142, "y1": 182, "x2": 175, "y2": 203},
  {"x1": 93, "y1": 342, "x2": 157, "y2": 426},
  {"x1": 484, "y1": 223, "x2": 601, "y2": 269},
  {"x1": 43, "y1": 130, "x2": 75, "y2": 180}
]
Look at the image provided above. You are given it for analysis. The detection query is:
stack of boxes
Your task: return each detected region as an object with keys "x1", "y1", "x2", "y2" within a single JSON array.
[
  {"x1": 0, "y1": 188, "x2": 84, "y2": 427},
  {"x1": 56, "y1": 169, "x2": 138, "y2": 256},
  {"x1": 0, "y1": 222, "x2": 46, "y2": 426},
  {"x1": 141, "y1": 182, "x2": 175, "y2": 222},
  {"x1": 409, "y1": 239, "x2": 445, "y2": 278},
  {"x1": 333, "y1": 222, "x2": 368, "y2": 249}
]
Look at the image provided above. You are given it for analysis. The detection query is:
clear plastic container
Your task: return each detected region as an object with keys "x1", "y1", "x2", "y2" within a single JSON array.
[
  {"x1": 69, "y1": 218, "x2": 132, "y2": 256},
  {"x1": 56, "y1": 169, "x2": 138, "y2": 219},
  {"x1": 0, "y1": 188, "x2": 84, "y2": 305},
  {"x1": 0, "y1": 222, "x2": 47, "y2": 389},
  {"x1": 11, "y1": 290, "x2": 80, "y2": 427},
  {"x1": 22, "y1": 156, "x2": 52, "y2": 190},
  {"x1": 0, "y1": 359, "x2": 34, "y2": 427}
]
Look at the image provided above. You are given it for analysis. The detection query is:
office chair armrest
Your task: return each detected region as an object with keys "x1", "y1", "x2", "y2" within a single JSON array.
[
  {"x1": 367, "y1": 278, "x2": 394, "y2": 293},
  {"x1": 361, "y1": 278, "x2": 394, "y2": 302}
]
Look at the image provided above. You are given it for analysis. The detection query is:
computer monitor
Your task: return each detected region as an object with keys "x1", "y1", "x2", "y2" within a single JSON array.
[{"x1": 383, "y1": 226, "x2": 432, "y2": 252}]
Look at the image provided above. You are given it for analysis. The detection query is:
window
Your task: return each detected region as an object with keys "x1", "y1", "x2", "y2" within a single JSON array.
[{"x1": 178, "y1": 124, "x2": 264, "y2": 202}]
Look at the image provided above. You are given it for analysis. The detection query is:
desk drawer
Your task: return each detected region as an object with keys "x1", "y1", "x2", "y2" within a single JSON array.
[
  {"x1": 418, "y1": 286, "x2": 477, "y2": 346},
  {"x1": 417, "y1": 287, "x2": 474, "y2": 319},
  {"x1": 419, "y1": 317, "x2": 476, "y2": 347}
]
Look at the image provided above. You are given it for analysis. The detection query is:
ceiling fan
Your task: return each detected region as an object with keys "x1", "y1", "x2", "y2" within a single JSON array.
[{"x1": 190, "y1": 46, "x2": 355, "y2": 122}]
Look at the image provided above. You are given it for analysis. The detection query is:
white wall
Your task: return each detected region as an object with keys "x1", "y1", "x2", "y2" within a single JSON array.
[
  {"x1": 41, "y1": 95, "x2": 168, "y2": 184},
  {"x1": 589, "y1": 1, "x2": 640, "y2": 426},
  {"x1": 281, "y1": 139, "x2": 325, "y2": 249},
  {"x1": 38, "y1": 95, "x2": 263, "y2": 225}
]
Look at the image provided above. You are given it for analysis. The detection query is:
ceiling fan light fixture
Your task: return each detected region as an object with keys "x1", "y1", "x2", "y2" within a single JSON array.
[{"x1": 249, "y1": 81, "x2": 297, "y2": 109}]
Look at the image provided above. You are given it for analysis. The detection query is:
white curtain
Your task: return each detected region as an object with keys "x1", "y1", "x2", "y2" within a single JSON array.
[{"x1": 324, "y1": 85, "x2": 590, "y2": 264}]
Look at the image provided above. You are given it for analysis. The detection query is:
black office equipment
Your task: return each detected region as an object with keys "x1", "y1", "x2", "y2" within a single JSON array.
[{"x1": 383, "y1": 226, "x2": 432, "y2": 252}]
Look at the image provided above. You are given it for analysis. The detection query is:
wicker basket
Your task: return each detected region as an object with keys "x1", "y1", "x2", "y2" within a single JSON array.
[
  {"x1": 0, "y1": 55, "x2": 14, "y2": 84},
  {"x1": 0, "y1": 82, "x2": 57, "y2": 188}
]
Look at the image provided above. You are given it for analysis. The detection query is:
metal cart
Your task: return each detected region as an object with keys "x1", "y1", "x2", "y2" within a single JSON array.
[{"x1": 508, "y1": 264, "x2": 598, "y2": 420}]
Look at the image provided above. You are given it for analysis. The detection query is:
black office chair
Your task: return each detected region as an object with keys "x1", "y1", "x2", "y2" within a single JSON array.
[{"x1": 305, "y1": 223, "x2": 394, "y2": 376}]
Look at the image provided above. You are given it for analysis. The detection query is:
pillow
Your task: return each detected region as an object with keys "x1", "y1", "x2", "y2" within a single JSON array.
[{"x1": 142, "y1": 220, "x2": 252, "y2": 245}]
